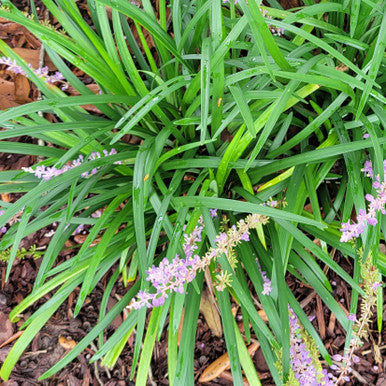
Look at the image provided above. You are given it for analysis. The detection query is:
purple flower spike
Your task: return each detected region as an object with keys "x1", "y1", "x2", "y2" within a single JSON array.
[
  {"x1": 288, "y1": 307, "x2": 334, "y2": 384},
  {"x1": 129, "y1": 212, "x2": 269, "y2": 310},
  {"x1": 0, "y1": 56, "x2": 66, "y2": 86},
  {"x1": 256, "y1": 260, "x2": 272, "y2": 295},
  {"x1": 340, "y1": 160, "x2": 386, "y2": 242},
  {"x1": 22, "y1": 149, "x2": 121, "y2": 181}
]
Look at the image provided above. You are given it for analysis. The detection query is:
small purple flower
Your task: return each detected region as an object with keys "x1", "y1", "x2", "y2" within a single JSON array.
[
  {"x1": 352, "y1": 355, "x2": 360, "y2": 364},
  {"x1": 262, "y1": 280, "x2": 272, "y2": 295},
  {"x1": 0, "y1": 56, "x2": 66, "y2": 86},
  {"x1": 72, "y1": 224, "x2": 84, "y2": 235},
  {"x1": 371, "y1": 282, "x2": 382, "y2": 291},
  {"x1": 92, "y1": 210, "x2": 103, "y2": 218},
  {"x1": 256, "y1": 260, "x2": 272, "y2": 295},
  {"x1": 22, "y1": 149, "x2": 121, "y2": 181},
  {"x1": 347, "y1": 313, "x2": 356, "y2": 322},
  {"x1": 340, "y1": 161, "x2": 386, "y2": 242},
  {"x1": 332, "y1": 354, "x2": 343, "y2": 362},
  {"x1": 210, "y1": 208, "x2": 218, "y2": 218},
  {"x1": 363, "y1": 133, "x2": 370, "y2": 139},
  {"x1": 152, "y1": 295, "x2": 166, "y2": 307},
  {"x1": 240, "y1": 231, "x2": 249, "y2": 241}
]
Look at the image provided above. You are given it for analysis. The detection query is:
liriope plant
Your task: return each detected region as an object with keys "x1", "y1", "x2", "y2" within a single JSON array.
[{"x1": 0, "y1": 0, "x2": 384, "y2": 384}]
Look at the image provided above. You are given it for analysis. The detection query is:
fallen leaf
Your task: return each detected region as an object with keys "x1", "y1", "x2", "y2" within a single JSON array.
[
  {"x1": 316, "y1": 295, "x2": 326, "y2": 339},
  {"x1": 14, "y1": 74, "x2": 31, "y2": 104},
  {"x1": 73, "y1": 234, "x2": 101, "y2": 246},
  {"x1": 327, "y1": 312, "x2": 336, "y2": 336},
  {"x1": 219, "y1": 370, "x2": 249, "y2": 385},
  {"x1": 177, "y1": 308, "x2": 185, "y2": 346},
  {"x1": 0, "y1": 22, "x2": 27, "y2": 38},
  {"x1": 67, "y1": 84, "x2": 100, "y2": 95},
  {"x1": 199, "y1": 289, "x2": 223, "y2": 338},
  {"x1": 66, "y1": 84, "x2": 102, "y2": 113},
  {"x1": 0, "y1": 312, "x2": 14, "y2": 345},
  {"x1": 258, "y1": 309, "x2": 268, "y2": 323},
  {"x1": 198, "y1": 341, "x2": 259, "y2": 383},
  {"x1": 0, "y1": 194, "x2": 11, "y2": 203},
  {"x1": 13, "y1": 47, "x2": 56, "y2": 70},
  {"x1": 58, "y1": 335, "x2": 77, "y2": 350},
  {"x1": 0, "y1": 79, "x2": 20, "y2": 109},
  {"x1": 0, "y1": 330, "x2": 24, "y2": 349}
]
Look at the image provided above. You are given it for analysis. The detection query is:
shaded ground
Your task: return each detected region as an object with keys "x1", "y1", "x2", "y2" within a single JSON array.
[{"x1": 0, "y1": 0, "x2": 385, "y2": 385}]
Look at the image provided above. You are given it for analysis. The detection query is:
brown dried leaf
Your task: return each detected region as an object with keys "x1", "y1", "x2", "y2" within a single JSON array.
[
  {"x1": 198, "y1": 341, "x2": 259, "y2": 383},
  {"x1": 0, "y1": 94, "x2": 19, "y2": 110},
  {"x1": 73, "y1": 234, "x2": 101, "y2": 246},
  {"x1": 219, "y1": 370, "x2": 249, "y2": 385},
  {"x1": 327, "y1": 311, "x2": 336, "y2": 337},
  {"x1": 258, "y1": 309, "x2": 268, "y2": 323},
  {"x1": 199, "y1": 289, "x2": 223, "y2": 338},
  {"x1": 58, "y1": 335, "x2": 77, "y2": 350},
  {"x1": 14, "y1": 74, "x2": 31, "y2": 103},
  {"x1": 0, "y1": 330, "x2": 24, "y2": 349},
  {"x1": 0, "y1": 22, "x2": 26, "y2": 38},
  {"x1": 67, "y1": 84, "x2": 100, "y2": 95},
  {"x1": 0, "y1": 78, "x2": 20, "y2": 109},
  {"x1": 0, "y1": 312, "x2": 14, "y2": 346},
  {"x1": 1, "y1": 194, "x2": 11, "y2": 203},
  {"x1": 66, "y1": 84, "x2": 102, "y2": 113},
  {"x1": 13, "y1": 47, "x2": 56, "y2": 70},
  {"x1": 177, "y1": 308, "x2": 185, "y2": 346},
  {"x1": 316, "y1": 295, "x2": 326, "y2": 339}
]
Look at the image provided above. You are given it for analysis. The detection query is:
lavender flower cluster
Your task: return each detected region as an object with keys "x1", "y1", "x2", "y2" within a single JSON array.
[
  {"x1": 340, "y1": 160, "x2": 386, "y2": 242},
  {"x1": 129, "y1": 212, "x2": 271, "y2": 310},
  {"x1": 0, "y1": 210, "x2": 7, "y2": 234},
  {"x1": 22, "y1": 149, "x2": 120, "y2": 181},
  {"x1": 288, "y1": 307, "x2": 334, "y2": 385},
  {"x1": 257, "y1": 259, "x2": 272, "y2": 295},
  {"x1": 330, "y1": 251, "x2": 381, "y2": 384},
  {"x1": 0, "y1": 56, "x2": 68, "y2": 89}
]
